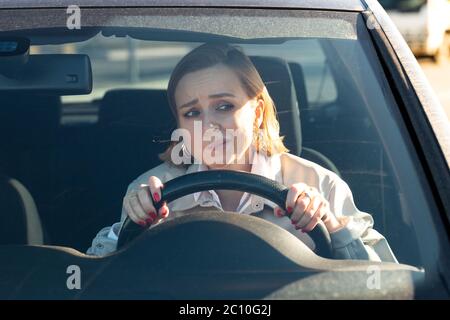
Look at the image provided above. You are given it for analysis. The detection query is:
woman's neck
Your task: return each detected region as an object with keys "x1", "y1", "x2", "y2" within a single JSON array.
[{"x1": 207, "y1": 150, "x2": 253, "y2": 172}]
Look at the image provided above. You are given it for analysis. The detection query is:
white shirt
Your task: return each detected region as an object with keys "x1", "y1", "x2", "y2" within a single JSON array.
[{"x1": 87, "y1": 152, "x2": 398, "y2": 263}]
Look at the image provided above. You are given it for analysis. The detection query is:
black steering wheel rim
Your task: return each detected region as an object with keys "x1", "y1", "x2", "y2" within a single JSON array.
[{"x1": 117, "y1": 170, "x2": 332, "y2": 258}]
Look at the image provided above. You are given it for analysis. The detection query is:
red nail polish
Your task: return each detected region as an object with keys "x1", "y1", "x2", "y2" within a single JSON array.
[
  {"x1": 287, "y1": 207, "x2": 293, "y2": 214},
  {"x1": 146, "y1": 218, "x2": 153, "y2": 224},
  {"x1": 138, "y1": 221, "x2": 146, "y2": 227},
  {"x1": 276, "y1": 209, "x2": 283, "y2": 217},
  {"x1": 149, "y1": 211, "x2": 157, "y2": 220},
  {"x1": 160, "y1": 206, "x2": 168, "y2": 217},
  {"x1": 153, "y1": 192, "x2": 160, "y2": 202},
  {"x1": 291, "y1": 220, "x2": 296, "y2": 225}
]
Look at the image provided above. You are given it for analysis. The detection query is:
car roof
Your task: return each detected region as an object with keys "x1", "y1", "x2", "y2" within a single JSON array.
[{"x1": 0, "y1": 0, "x2": 366, "y2": 11}]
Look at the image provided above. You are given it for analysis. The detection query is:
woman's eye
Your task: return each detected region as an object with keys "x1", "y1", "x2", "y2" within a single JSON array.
[
  {"x1": 216, "y1": 103, "x2": 234, "y2": 112},
  {"x1": 183, "y1": 109, "x2": 200, "y2": 118}
]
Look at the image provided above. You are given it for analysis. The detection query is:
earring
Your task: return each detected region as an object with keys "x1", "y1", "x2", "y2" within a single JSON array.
[
  {"x1": 259, "y1": 131, "x2": 267, "y2": 154},
  {"x1": 253, "y1": 123, "x2": 259, "y2": 147},
  {"x1": 253, "y1": 123, "x2": 266, "y2": 153}
]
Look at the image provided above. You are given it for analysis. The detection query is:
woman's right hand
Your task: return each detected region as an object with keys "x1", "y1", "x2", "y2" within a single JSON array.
[{"x1": 123, "y1": 176, "x2": 170, "y2": 227}]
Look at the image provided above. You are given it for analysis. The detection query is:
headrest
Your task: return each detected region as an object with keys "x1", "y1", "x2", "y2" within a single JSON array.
[
  {"x1": 250, "y1": 56, "x2": 302, "y2": 154},
  {"x1": 288, "y1": 62, "x2": 309, "y2": 110},
  {"x1": 99, "y1": 89, "x2": 175, "y2": 141}
]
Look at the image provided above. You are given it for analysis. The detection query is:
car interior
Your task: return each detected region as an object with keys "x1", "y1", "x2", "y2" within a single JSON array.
[{"x1": 0, "y1": 31, "x2": 423, "y2": 273}]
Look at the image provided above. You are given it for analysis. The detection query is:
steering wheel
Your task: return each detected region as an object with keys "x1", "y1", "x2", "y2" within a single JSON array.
[{"x1": 117, "y1": 170, "x2": 332, "y2": 258}]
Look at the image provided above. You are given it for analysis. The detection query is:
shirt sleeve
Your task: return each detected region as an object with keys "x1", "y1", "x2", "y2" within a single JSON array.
[
  {"x1": 85, "y1": 185, "x2": 133, "y2": 256},
  {"x1": 85, "y1": 222, "x2": 122, "y2": 256},
  {"x1": 326, "y1": 177, "x2": 398, "y2": 263},
  {"x1": 85, "y1": 163, "x2": 179, "y2": 256}
]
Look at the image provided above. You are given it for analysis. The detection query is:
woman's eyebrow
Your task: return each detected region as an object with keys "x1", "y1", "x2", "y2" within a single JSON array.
[
  {"x1": 178, "y1": 93, "x2": 235, "y2": 109},
  {"x1": 179, "y1": 98, "x2": 199, "y2": 109},
  {"x1": 208, "y1": 92, "x2": 235, "y2": 99}
]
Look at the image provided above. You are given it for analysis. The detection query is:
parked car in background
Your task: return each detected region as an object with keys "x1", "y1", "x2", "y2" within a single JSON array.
[
  {"x1": 447, "y1": 0, "x2": 450, "y2": 31},
  {"x1": 380, "y1": 0, "x2": 450, "y2": 62}
]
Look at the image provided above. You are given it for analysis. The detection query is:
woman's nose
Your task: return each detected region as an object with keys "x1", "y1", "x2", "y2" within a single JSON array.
[
  {"x1": 203, "y1": 118, "x2": 221, "y2": 132},
  {"x1": 202, "y1": 115, "x2": 216, "y2": 131}
]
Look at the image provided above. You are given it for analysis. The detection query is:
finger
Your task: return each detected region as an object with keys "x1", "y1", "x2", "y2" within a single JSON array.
[
  {"x1": 158, "y1": 202, "x2": 170, "y2": 219},
  {"x1": 290, "y1": 192, "x2": 311, "y2": 224},
  {"x1": 301, "y1": 202, "x2": 327, "y2": 232},
  {"x1": 273, "y1": 206, "x2": 285, "y2": 217},
  {"x1": 285, "y1": 183, "x2": 306, "y2": 215},
  {"x1": 124, "y1": 196, "x2": 146, "y2": 226},
  {"x1": 129, "y1": 194, "x2": 148, "y2": 222},
  {"x1": 296, "y1": 196, "x2": 322, "y2": 229},
  {"x1": 137, "y1": 185, "x2": 157, "y2": 219},
  {"x1": 148, "y1": 176, "x2": 164, "y2": 207}
]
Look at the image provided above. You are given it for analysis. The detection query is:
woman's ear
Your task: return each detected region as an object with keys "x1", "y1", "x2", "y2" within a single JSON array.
[{"x1": 255, "y1": 98, "x2": 265, "y2": 128}]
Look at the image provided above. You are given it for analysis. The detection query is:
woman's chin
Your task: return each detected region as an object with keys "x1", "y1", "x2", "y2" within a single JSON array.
[
  {"x1": 203, "y1": 154, "x2": 237, "y2": 169},
  {"x1": 201, "y1": 148, "x2": 252, "y2": 169},
  {"x1": 204, "y1": 158, "x2": 233, "y2": 169}
]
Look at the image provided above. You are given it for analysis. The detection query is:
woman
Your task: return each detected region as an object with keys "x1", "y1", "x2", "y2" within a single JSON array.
[{"x1": 87, "y1": 43, "x2": 397, "y2": 262}]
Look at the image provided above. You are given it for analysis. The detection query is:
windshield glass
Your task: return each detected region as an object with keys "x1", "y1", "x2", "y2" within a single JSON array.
[{"x1": 0, "y1": 7, "x2": 435, "y2": 281}]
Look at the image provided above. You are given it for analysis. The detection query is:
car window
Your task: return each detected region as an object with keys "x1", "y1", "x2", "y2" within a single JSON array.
[{"x1": 0, "y1": 7, "x2": 437, "y2": 275}]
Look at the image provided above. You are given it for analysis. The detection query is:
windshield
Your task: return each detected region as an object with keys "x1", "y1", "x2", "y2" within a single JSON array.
[{"x1": 0, "y1": 7, "x2": 437, "y2": 296}]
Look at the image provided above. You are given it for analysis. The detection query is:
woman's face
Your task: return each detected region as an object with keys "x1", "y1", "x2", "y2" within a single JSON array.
[{"x1": 174, "y1": 64, "x2": 264, "y2": 168}]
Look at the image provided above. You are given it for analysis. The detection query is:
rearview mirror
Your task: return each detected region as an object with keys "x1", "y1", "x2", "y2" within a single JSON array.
[{"x1": 0, "y1": 53, "x2": 93, "y2": 95}]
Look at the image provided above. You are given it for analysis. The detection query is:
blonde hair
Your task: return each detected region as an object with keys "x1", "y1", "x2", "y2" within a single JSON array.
[{"x1": 160, "y1": 43, "x2": 288, "y2": 164}]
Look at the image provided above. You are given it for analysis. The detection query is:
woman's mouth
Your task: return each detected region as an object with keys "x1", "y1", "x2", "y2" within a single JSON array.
[{"x1": 206, "y1": 138, "x2": 228, "y2": 150}]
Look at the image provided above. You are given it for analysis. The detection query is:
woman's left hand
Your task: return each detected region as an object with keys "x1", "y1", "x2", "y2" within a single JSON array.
[{"x1": 274, "y1": 183, "x2": 347, "y2": 233}]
